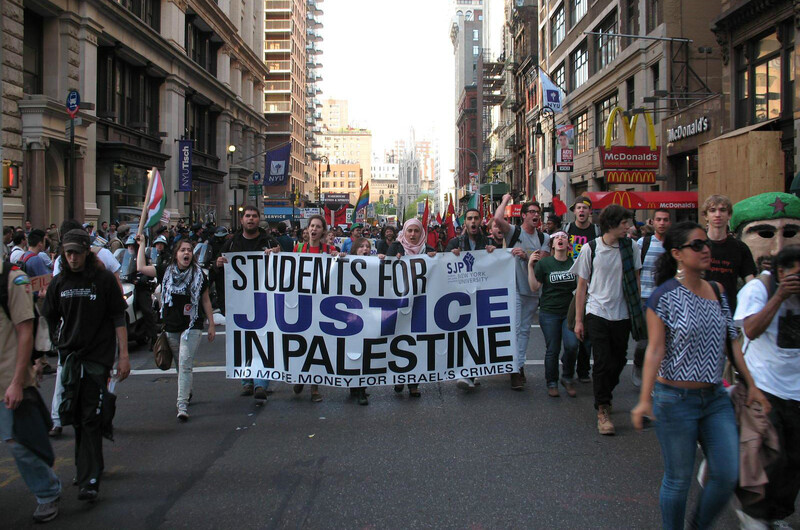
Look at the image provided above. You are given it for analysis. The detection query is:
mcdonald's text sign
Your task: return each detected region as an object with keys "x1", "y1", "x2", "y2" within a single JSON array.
[
  {"x1": 599, "y1": 146, "x2": 660, "y2": 169},
  {"x1": 605, "y1": 170, "x2": 657, "y2": 184}
]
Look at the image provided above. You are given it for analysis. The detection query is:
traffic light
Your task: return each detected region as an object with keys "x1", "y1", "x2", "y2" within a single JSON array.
[{"x1": 2, "y1": 162, "x2": 19, "y2": 189}]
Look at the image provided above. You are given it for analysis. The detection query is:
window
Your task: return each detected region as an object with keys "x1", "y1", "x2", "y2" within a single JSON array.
[
  {"x1": 595, "y1": 93, "x2": 619, "y2": 146},
  {"x1": 117, "y1": 0, "x2": 160, "y2": 30},
  {"x1": 626, "y1": 77, "x2": 635, "y2": 110},
  {"x1": 185, "y1": 99, "x2": 217, "y2": 154},
  {"x1": 551, "y1": 4, "x2": 565, "y2": 50},
  {"x1": 595, "y1": 13, "x2": 618, "y2": 71},
  {"x1": 570, "y1": 42, "x2": 588, "y2": 90},
  {"x1": 736, "y1": 28, "x2": 794, "y2": 126},
  {"x1": 473, "y1": 45, "x2": 480, "y2": 56},
  {"x1": 552, "y1": 63, "x2": 565, "y2": 90},
  {"x1": 186, "y1": 16, "x2": 219, "y2": 75},
  {"x1": 348, "y1": 182, "x2": 357, "y2": 188},
  {"x1": 570, "y1": 0, "x2": 586, "y2": 28},
  {"x1": 22, "y1": 9, "x2": 43, "y2": 95},
  {"x1": 646, "y1": 0, "x2": 660, "y2": 33},
  {"x1": 573, "y1": 111, "x2": 589, "y2": 153},
  {"x1": 625, "y1": 0, "x2": 637, "y2": 37},
  {"x1": 473, "y1": 29, "x2": 479, "y2": 41},
  {"x1": 322, "y1": 181, "x2": 329, "y2": 188},
  {"x1": 98, "y1": 48, "x2": 161, "y2": 133}
]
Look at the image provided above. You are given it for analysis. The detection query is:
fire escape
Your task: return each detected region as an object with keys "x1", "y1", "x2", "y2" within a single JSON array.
[{"x1": 480, "y1": 51, "x2": 506, "y2": 182}]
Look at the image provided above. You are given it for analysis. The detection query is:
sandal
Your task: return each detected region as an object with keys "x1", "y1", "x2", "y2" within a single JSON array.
[{"x1": 408, "y1": 385, "x2": 421, "y2": 398}]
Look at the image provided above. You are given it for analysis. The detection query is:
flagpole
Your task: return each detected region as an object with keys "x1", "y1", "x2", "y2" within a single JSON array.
[{"x1": 137, "y1": 167, "x2": 157, "y2": 236}]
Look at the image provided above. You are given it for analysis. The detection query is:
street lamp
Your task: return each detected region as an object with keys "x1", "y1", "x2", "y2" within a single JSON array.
[
  {"x1": 534, "y1": 106, "x2": 557, "y2": 212},
  {"x1": 317, "y1": 155, "x2": 330, "y2": 207},
  {"x1": 228, "y1": 144, "x2": 237, "y2": 231}
]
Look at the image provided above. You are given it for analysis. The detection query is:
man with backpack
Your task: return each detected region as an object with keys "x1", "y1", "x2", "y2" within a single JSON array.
[
  {"x1": 571, "y1": 205, "x2": 642, "y2": 435},
  {"x1": 494, "y1": 193, "x2": 550, "y2": 390},
  {"x1": 631, "y1": 209, "x2": 671, "y2": 387},
  {"x1": 564, "y1": 197, "x2": 601, "y2": 383}
]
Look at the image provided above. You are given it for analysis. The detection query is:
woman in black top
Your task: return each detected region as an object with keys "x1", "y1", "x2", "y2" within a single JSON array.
[
  {"x1": 380, "y1": 219, "x2": 437, "y2": 397},
  {"x1": 137, "y1": 236, "x2": 215, "y2": 421}
]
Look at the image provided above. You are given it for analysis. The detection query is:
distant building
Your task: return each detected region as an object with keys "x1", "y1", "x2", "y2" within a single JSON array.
[
  {"x1": 370, "y1": 159, "x2": 399, "y2": 205},
  {"x1": 320, "y1": 163, "x2": 362, "y2": 205},
  {"x1": 320, "y1": 127, "x2": 372, "y2": 181}
]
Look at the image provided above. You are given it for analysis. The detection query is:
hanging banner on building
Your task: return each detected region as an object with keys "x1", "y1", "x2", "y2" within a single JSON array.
[
  {"x1": 539, "y1": 69, "x2": 563, "y2": 112},
  {"x1": 599, "y1": 107, "x2": 661, "y2": 170},
  {"x1": 605, "y1": 170, "x2": 657, "y2": 184},
  {"x1": 264, "y1": 144, "x2": 292, "y2": 186},
  {"x1": 178, "y1": 140, "x2": 193, "y2": 192},
  {"x1": 224, "y1": 250, "x2": 518, "y2": 387},
  {"x1": 555, "y1": 124, "x2": 574, "y2": 172}
]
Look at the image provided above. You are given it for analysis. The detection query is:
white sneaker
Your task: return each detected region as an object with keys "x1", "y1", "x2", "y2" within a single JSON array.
[
  {"x1": 736, "y1": 509, "x2": 769, "y2": 530},
  {"x1": 770, "y1": 521, "x2": 793, "y2": 530},
  {"x1": 177, "y1": 409, "x2": 189, "y2": 422},
  {"x1": 456, "y1": 378, "x2": 475, "y2": 391}
]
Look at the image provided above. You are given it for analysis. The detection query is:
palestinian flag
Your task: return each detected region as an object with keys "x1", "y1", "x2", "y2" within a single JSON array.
[{"x1": 144, "y1": 168, "x2": 166, "y2": 228}]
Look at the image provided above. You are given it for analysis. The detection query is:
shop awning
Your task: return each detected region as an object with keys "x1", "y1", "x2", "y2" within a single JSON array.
[{"x1": 584, "y1": 191, "x2": 698, "y2": 210}]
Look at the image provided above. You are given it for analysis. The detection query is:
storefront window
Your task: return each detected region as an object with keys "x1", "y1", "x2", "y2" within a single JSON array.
[
  {"x1": 736, "y1": 26, "x2": 794, "y2": 127},
  {"x1": 111, "y1": 163, "x2": 148, "y2": 223},
  {"x1": 192, "y1": 181, "x2": 217, "y2": 223}
]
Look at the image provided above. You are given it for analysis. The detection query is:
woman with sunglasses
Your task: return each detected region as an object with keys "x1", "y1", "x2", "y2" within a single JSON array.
[{"x1": 631, "y1": 222, "x2": 769, "y2": 529}]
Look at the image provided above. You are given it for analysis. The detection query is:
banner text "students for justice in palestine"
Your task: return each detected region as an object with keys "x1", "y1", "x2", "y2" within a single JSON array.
[{"x1": 224, "y1": 250, "x2": 518, "y2": 388}]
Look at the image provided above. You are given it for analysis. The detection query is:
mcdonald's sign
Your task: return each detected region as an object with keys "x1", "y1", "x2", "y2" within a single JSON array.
[
  {"x1": 599, "y1": 107, "x2": 661, "y2": 170},
  {"x1": 608, "y1": 191, "x2": 646, "y2": 209},
  {"x1": 605, "y1": 170, "x2": 657, "y2": 184}
]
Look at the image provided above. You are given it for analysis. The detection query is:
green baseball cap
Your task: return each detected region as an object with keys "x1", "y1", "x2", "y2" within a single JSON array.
[{"x1": 730, "y1": 192, "x2": 800, "y2": 233}]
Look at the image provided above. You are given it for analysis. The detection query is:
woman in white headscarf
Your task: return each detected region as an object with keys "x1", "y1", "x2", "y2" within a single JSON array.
[{"x1": 379, "y1": 219, "x2": 437, "y2": 397}]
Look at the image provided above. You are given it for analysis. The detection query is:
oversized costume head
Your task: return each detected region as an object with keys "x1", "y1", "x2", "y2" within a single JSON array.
[{"x1": 731, "y1": 192, "x2": 800, "y2": 271}]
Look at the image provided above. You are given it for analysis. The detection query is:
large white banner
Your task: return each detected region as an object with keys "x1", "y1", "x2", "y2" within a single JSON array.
[{"x1": 224, "y1": 250, "x2": 518, "y2": 387}]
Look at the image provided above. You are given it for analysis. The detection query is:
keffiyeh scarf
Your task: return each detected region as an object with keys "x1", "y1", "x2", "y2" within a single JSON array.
[{"x1": 162, "y1": 263, "x2": 204, "y2": 329}]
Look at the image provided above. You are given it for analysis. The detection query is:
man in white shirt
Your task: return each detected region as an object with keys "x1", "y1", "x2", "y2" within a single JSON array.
[
  {"x1": 9, "y1": 231, "x2": 26, "y2": 263},
  {"x1": 734, "y1": 245, "x2": 800, "y2": 528},
  {"x1": 571, "y1": 205, "x2": 641, "y2": 435}
]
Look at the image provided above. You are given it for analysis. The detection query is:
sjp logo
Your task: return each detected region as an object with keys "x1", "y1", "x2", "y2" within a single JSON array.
[
  {"x1": 447, "y1": 252, "x2": 475, "y2": 275},
  {"x1": 463, "y1": 252, "x2": 475, "y2": 272}
]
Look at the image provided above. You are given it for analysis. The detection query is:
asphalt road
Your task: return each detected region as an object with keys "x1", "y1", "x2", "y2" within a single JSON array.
[{"x1": 1, "y1": 325, "x2": 797, "y2": 529}]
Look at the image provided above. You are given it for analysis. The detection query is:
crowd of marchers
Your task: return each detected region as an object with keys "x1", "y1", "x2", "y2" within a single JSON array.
[{"x1": 2, "y1": 190, "x2": 800, "y2": 529}]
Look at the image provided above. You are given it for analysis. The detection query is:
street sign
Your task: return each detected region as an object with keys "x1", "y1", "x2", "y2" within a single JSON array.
[
  {"x1": 322, "y1": 193, "x2": 349, "y2": 204},
  {"x1": 66, "y1": 90, "x2": 80, "y2": 118},
  {"x1": 248, "y1": 184, "x2": 260, "y2": 197},
  {"x1": 252, "y1": 171, "x2": 261, "y2": 183}
]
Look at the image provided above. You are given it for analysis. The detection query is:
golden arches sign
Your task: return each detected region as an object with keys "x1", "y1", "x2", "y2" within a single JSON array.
[{"x1": 600, "y1": 106, "x2": 660, "y2": 170}]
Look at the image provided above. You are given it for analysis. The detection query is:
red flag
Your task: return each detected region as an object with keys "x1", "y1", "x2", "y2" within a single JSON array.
[
  {"x1": 436, "y1": 211, "x2": 442, "y2": 224},
  {"x1": 444, "y1": 194, "x2": 456, "y2": 242},
  {"x1": 553, "y1": 195, "x2": 568, "y2": 217},
  {"x1": 325, "y1": 206, "x2": 347, "y2": 227},
  {"x1": 422, "y1": 197, "x2": 430, "y2": 229}
]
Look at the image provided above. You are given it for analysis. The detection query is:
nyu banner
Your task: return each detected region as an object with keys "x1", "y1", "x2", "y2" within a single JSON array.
[
  {"x1": 178, "y1": 139, "x2": 193, "y2": 192},
  {"x1": 224, "y1": 250, "x2": 518, "y2": 387},
  {"x1": 264, "y1": 143, "x2": 292, "y2": 186}
]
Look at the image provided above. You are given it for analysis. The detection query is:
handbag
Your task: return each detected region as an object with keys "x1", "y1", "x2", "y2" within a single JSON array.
[{"x1": 153, "y1": 330, "x2": 173, "y2": 371}]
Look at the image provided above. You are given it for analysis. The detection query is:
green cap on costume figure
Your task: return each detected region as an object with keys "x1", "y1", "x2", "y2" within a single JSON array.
[{"x1": 730, "y1": 192, "x2": 800, "y2": 233}]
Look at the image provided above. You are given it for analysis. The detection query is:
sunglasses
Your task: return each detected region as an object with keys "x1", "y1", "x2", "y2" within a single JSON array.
[{"x1": 679, "y1": 239, "x2": 712, "y2": 252}]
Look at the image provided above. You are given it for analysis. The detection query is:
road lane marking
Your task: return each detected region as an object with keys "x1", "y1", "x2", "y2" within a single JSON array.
[{"x1": 130, "y1": 359, "x2": 633, "y2": 376}]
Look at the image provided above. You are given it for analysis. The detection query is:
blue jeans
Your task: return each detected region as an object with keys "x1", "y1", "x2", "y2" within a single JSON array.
[
  {"x1": 0, "y1": 404, "x2": 61, "y2": 503},
  {"x1": 515, "y1": 293, "x2": 539, "y2": 370},
  {"x1": 241, "y1": 379, "x2": 269, "y2": 390},
  {"x1": 539, "y1": 311, "x2": 579, "y2": 386},
  {"x1": 653, "y1": 382, "x2": 738, "y2": 530}
]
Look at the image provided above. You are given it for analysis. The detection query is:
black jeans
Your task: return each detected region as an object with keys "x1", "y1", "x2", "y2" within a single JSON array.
[
  {"x1": 585, "y1": 314, "x2": 631, "y2": 409},
  {"x1": 74, "y1": 372, "x2": 108, "y2": 489},
  {"x1": 743, "y1": 392, "x2": 800, "y2": 521},
  {"x1": 134, "y1": 286, "x2": 156, "y2": 341},
  {"x1": 576, "y1": 338, "x2": 592, "y2": 379}
]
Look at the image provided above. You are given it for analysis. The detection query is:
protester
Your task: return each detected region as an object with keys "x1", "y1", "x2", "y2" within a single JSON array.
[
  {"x1": 4, "y1": 226, "x2": 16, "y2": 256},
  {"x1": 0, "y1": 259, "x2": 62, "y2": 522},
  {"x1": 42, "y1": 229, "x2": 130, "y2": 502},
  {"x1": 486, "y1": 219, "x2": 505, "y2": 248},
  {"x1": 215, "y1": 206, "x2": 279, "y2": 399},
  {"x1": 324, "y1": 231, "x2": 340, "y2": 252},
  {"x1": 703, "y1": 194, "x2": 756, "y2": 313},
  {"x1": 136, "y1": 236, "x2": 215, "y2": 421},
  {"x1": 494, "y1": 194, "x2": 550, "y2": 390},
  {"x1": 446, "y1": 208, "x2": 496, "y2": 391},
  {"x1": 275, "y1": 223, "x2": 294, "y2": 252},
  {"x1": 571, "y1": 204, "x2": 642, "y2": 435},
  {"x1": 733, "y1": 244, "x2": 800, "y2": 528},
  {"x1": 631, "y1": 221, "x2": 768, "y2": 529},
  {"x1": 348, "y1": 237, "x2": 373, "y2": 405},
  {"x1": 48, "y1": 220, "x2": 122, "y2": 438},
  {"x1": 564, "y1": 196, "x2": 600, "y2": 383},
  {"x1": 10, "y1": 231, "x2": 27, "y2": 263},
  {"x1": 632, "y1": 209, "x2": 671, "y2": 387},
  {"x1": 376, "y1": 225, "x2": 397, "y2": 254},
  {"x1": 18, "y1": 229, "x2": 51, "y2": 277},
  {"x1": 545, "y1": 214, "x2": 562, "y2": 235},
  {"x1": 528, "y1": 231, "x2": 578, "y2": 397},
  {"x1": 23, "y1": 219, "x2": 33, "y2": 238},
  {"x1": 341, "y1": 224, "x2": 362, "y2": 253},
  {"x1": 382, "y1": 218, "x2": 437, "y2": 397}
]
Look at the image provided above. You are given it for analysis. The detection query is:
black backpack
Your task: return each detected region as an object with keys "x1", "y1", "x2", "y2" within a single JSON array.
[{"x1": 508, "y1": 224, "x2": 545, "y2": 248}]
